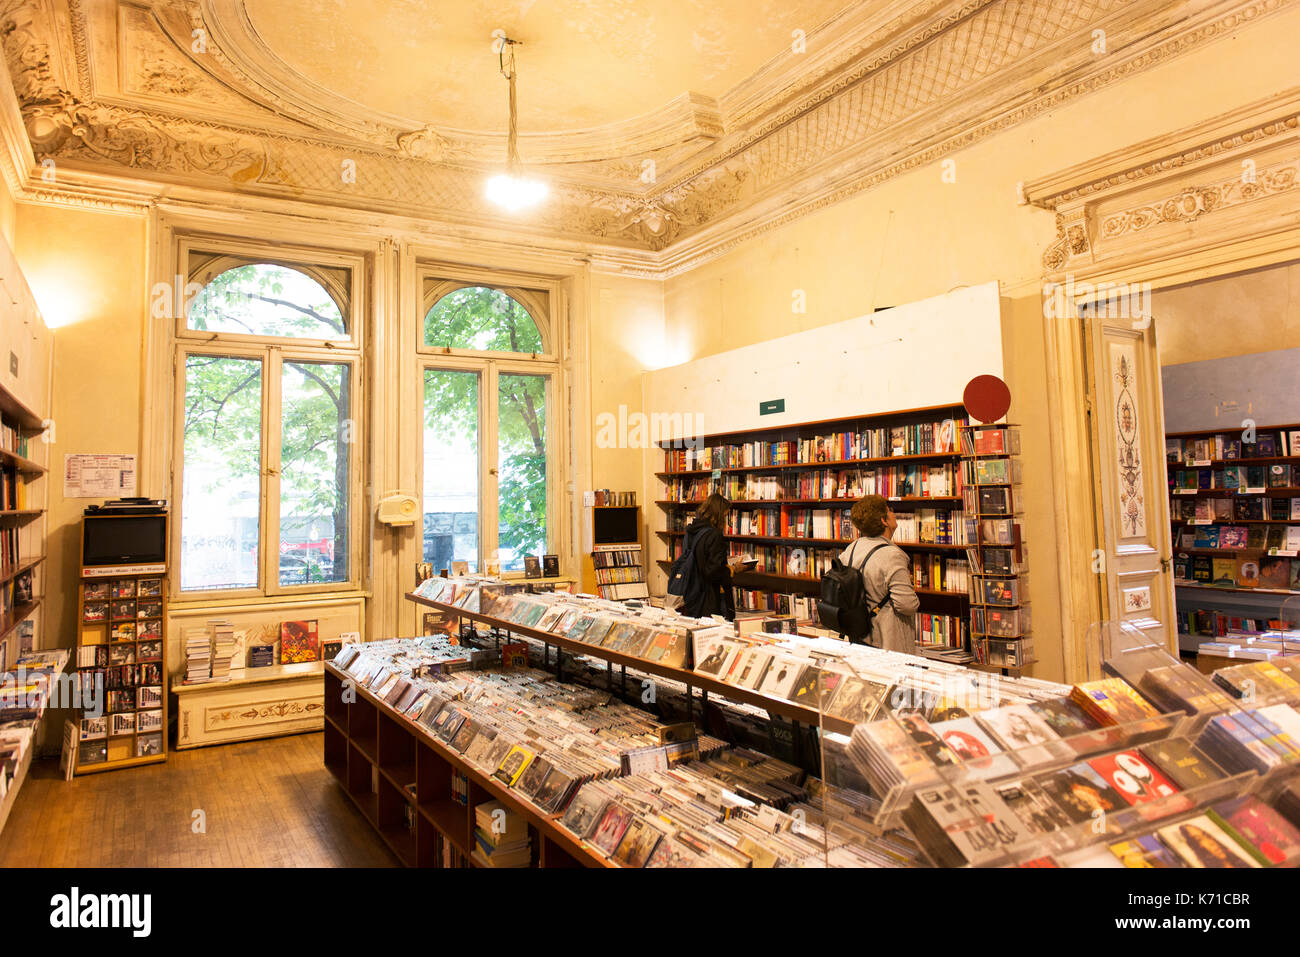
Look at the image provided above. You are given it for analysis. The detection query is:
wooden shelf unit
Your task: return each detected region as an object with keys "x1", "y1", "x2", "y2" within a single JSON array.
[
  {"x1": 323, "y1": 662, "x2": 612, "y2": 868},
  {"x1": 652, "y1": 403, "x2": 971, "y2": 620},
  {"x1": 0, "y1": 380, "x2": 47, "y2": 840},
  {"x1": 1166, "y1": 423, "x2": 1300, "y2": 640}
]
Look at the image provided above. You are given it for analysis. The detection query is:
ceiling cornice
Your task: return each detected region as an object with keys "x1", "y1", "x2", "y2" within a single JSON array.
[{"x1": 0, "y1": 0, "x2": 1291, "y2": 272}]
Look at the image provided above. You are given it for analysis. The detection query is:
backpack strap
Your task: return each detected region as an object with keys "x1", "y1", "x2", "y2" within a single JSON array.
[{"x1": 854, "y1": 542, "x2": 892, "y2": 611}]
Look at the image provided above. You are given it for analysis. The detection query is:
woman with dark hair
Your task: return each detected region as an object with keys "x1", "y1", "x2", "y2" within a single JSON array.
[
  {"x1": 681, "y1": 493, "x2": 744, "y2": 619},
  {"x1": 838, "y1": 494, "x2": 919, "y2": 652}
]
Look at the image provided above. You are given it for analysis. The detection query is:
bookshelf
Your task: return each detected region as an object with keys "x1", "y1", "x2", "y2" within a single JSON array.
[
  {"x1": 652, "y1": 403, "x2": 972, "y2": 655},
  {"x1": 324, "y1": 661, "x2": 611, "y2": 868},
  {"x1": 0, "y1": 380, "x2": 48, "y2": 838},
  {"x1": 1166, "y1": 423, "x2": 1300, "y2": 648}
]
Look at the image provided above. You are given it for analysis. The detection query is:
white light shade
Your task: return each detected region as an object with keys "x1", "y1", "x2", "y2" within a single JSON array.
[{"x1": 485, "y1": 173, "x2": 548, "y2": 211}]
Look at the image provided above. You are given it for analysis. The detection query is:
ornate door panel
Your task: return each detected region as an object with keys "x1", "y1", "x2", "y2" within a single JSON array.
[{"x1": 1082, "y1": 302, "x2": 1174, "y2": 653}]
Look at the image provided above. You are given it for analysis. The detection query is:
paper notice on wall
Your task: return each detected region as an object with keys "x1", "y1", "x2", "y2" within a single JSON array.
[{"x1": 64, "y1": 453, "x2": 137, "y2": 499}]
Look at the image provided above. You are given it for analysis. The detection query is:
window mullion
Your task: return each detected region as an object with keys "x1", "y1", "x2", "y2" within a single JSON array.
[
  {"x1": 483, "y1": 361, "x2": 499, "y2": 574},
  {"x1": 264, "y1": 347, "x2": 283, "y2": 595}
]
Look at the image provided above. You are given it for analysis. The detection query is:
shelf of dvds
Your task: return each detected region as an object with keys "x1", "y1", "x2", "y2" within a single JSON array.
[{"x1": 324, "y1": 662, "x2": 613, "y2": 868}]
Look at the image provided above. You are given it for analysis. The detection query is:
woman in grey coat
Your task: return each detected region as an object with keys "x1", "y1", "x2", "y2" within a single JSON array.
[{"x1": 837, "y1": 494, "x2": 920, "y2": 653}]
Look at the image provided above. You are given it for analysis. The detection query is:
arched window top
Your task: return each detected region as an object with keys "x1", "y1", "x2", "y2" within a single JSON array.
[
  {"x1": 188, "y1": 263, "x2": 348, "y2": 340},
  {"x1": 424, "y1": 285, "x2": 544, "y2": 354}
]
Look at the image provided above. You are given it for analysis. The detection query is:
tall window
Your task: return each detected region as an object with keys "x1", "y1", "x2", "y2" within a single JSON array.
[
  {"x1": 177, "y1": 254, "x2": 359, "y2": 595},
  {"x1": 421, "y1": 283, "x2": 555, "y2": 575}
]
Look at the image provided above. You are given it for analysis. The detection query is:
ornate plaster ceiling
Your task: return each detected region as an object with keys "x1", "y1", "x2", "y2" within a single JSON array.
[
  {"x1": 0, "y1": 0, "x2": 1289, "y2": 269},
  {"x1": 242, "y1": 0, "x2": 850, "y2": 135}
]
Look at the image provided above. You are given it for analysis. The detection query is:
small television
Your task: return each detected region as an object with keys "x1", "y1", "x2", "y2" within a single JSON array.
[
  {"x1": 82, "y1": 514, "x2": 168, "y2": 572},
  {"x1": 592, "y1": 506, "x2": 638, "y2": 545}
]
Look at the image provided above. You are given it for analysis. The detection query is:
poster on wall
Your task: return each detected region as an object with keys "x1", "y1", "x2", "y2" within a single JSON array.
[{"x1": 64, "y1": 453, "x2": 137, "y2": 498}]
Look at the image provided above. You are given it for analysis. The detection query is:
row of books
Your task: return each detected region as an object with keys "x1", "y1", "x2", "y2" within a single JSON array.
[
  {"x1": 1, "y1": 568, "x2": 34, "y2": 621},
  {"x1": 1175, "y1": 553, "x2": 1300, "y2": 591},
  {"x1": 910, "y1": 555, "x2": 970, "y2": 593},
  {"x1": 661, "y1": 417, "x2": 965, "y2": 472},
  {"x1": 590, "y1": 489, "x2": 636, "y2": 506},
  {"x1": 1167, "y1": 429, "x2": 1300, "y2": 464},
  {"x1": 895, "y1": 509, "x2": 970, "y2": 546},
  {"x1": 1171, "y1": 465, "x2": 1300, "y2": 492},
  {"x1": 0, "y1": 528, "x2": 20, "y2": 568},
  {"x1": 0, "y1": 469, "x2": 27, "y2": 511},
  {"x1": 592, "y1": 566, "x2": 644, "y2": 585},
  {"x1": 915, "y1": 613, "x2": 967, "y2": 650},
  {"x1": 0, "y1": 422, "x2": 30, "y2": 459},
  {"x1": 662, "y1": 463, "x2": 964, "y2": 503},
  {"x1": 1174, "y1": 496, "x2": 1300, "y2": 524},
  {"x1": 1177, "y1": 608, "x2": 1292, "y2": 639},
  {"x1": 1177, "y1": 523, "x2": 1300, "y2": 551},
  {"x1": 732, "y1": 588, "x2": 818, "y2": 619}
]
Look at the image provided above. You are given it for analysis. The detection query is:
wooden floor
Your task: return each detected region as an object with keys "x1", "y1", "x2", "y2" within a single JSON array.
[{"x1": 0, "y1": 732, "x2": 398, "y2": 867}]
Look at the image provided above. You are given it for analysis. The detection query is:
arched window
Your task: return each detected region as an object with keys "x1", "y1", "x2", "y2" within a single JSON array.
[
  {"x1": 188, "y1": 263, "x2": 348, "y2": 340},
  {"x1": 423, "y1": 285, "x2": 544, "y2": 353},
  {"x1": 176, "y1": 251, "x2": 359, "y2": 596}
]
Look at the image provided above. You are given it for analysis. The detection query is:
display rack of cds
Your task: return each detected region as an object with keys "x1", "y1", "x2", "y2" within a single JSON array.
[
  {"x1": 960, "y1": 423, "x2": 1032, "y2": 671},
  {"x1": 74, "y1": 567, "x2": 168, "y2": 772}
]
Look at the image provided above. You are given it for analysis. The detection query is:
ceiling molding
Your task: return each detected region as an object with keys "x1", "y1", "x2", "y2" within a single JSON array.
[{"x1": 0, "y1": 0, "x2": 1291, "y2": 269}]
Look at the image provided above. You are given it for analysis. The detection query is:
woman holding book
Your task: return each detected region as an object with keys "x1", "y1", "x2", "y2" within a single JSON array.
[
  {"x1": 681, "y1": 493, "x2": 746, "y2": 619},
  {"x1": 839, "y1": 494, "x2": 920, "y2": 653}
]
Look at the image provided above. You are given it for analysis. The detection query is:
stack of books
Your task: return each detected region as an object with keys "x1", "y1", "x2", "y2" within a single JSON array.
[
  {"x1": 470, "y1": 801, "x2": 531, "y2": 867},
  {"x1": 184, "y1": 628, "x2": 211, "y2": 683},
  {"x1": 210, "y1": 620, "x2": 236, "y2": 681}
]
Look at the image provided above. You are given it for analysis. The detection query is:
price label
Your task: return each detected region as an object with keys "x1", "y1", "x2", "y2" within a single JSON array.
[
  {"x1": 1190, "y1": 459, "x2": 1213, "y2": 467},
  {"x1": 1243, "y1": 487, "x2": 1267, "y2": 495},
  {"x1": 1188, "y1": 519, "x2": 1214, "y2": 526},
  {"x1": 1269, "y1": 549, "x2": 1299, "y2": 558},
  {"x1": 1174, "y1": 489, "x2": 1198, "y2": 495}
]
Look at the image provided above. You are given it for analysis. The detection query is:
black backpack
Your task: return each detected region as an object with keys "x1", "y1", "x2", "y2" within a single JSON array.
[
  {"x1": 817, "y1": 543, "x2": 890, "y2": 643},
  {"x1": 665, "y1": 526, "x2": 708, "y2": 612}
]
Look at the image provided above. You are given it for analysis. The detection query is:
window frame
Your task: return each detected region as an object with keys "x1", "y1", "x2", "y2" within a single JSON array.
[
  {"x1": 170, "y1": 241, "x2": 365, "y2": 602},
  {"x1": 419, "y1": 280, "x2": 556, "y2": 361},
  {"x1": 417, "y1": 273, "x2": 560, "y2": 580},
  {"x1": 175, "y1": 236, "x2": 361, "y2": 351}
]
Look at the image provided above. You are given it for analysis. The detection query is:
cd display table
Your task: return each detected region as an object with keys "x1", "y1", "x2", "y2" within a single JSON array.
[
  {"x1": 172, "y1": 661, "x2": 325, "y2": 750},
  {"x1": 323, "y1": 662, "x2": 613, "y2": 868}
]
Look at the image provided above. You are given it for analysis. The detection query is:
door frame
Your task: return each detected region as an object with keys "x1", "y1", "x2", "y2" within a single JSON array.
[{"x1": 1026, "y1": 89, "x2": 1300, "y2": 680}]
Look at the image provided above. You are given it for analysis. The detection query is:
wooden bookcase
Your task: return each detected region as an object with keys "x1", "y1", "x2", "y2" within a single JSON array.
[
  {"x1": 1166, "y1": 423, "x2": 1300, "y2": 647},
  {"x1": 0, "y1": 381, "x2": 47, "y2": 837},
  {"x1": 324, "y1": 662, "x2": 611, "y2": 868},
  {"x1": 73, "y1": 512, "x2": 170, "y2": 773},
  {"x1": 652, "y1": 403, "x2": 972, "y2": 655}
]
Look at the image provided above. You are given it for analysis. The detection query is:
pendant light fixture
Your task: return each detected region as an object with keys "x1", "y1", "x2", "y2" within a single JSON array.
[{"x1": 486, "y1": 35, "x2": 548, "y2": 211}]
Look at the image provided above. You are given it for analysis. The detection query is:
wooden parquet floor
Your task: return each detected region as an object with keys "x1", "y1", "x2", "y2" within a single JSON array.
[{"x1": 0, "y1": 732, "x2": 398, "y2": 867}]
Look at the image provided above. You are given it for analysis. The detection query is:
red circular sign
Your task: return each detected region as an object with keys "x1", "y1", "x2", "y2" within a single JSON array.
[{"x1": 963, "y1": 375, "x2": 1011, "y2": 424}]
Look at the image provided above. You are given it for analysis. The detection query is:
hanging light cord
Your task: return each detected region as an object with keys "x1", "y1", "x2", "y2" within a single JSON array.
[{"x1": 498, "y1": 37, "x2": 522, "y2": 174}]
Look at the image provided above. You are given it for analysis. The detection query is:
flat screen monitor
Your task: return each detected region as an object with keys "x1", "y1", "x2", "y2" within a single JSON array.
[{"x1": 82, "y1": 515, "x2": 168, "y2": 567}]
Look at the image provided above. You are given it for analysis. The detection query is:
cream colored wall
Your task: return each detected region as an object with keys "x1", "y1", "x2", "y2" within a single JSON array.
[
  {"x1": 657, "y1": 6, "x2": 1300, "y2": 681},
  {"x1": 13, "y1": 204, "x2": 146, "y2": 658},
  {"x1": 583, "y1": 272, "x2": 665, "y2": 589},
  {"x1": 1155, "y1": 262, "x2": 1300, "y2": 367}
]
